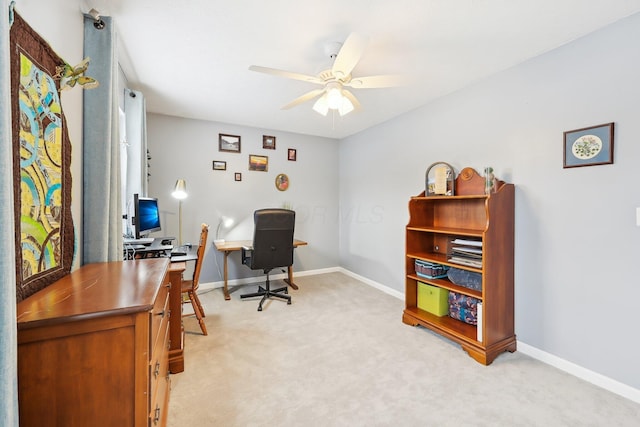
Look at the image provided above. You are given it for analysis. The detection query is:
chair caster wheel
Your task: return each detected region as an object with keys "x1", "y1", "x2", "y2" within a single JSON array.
[
  {"x1": 287, "y1": 300, "x2": 291, "y2": 305},
  {"x1": 258, "y1": 306, "x2": 262, "y2": 312}
]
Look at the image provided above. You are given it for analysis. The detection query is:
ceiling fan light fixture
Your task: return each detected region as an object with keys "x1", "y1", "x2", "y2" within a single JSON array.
[
  {"x1": 326, "y1": 83, "x2": 343, "y2": 109},
  {"x1": 338, "y1": 96, "x2": 354, "y2": 116},
  {"x1": 312, "y1": 94, "x2": 329, "y2": 116}
]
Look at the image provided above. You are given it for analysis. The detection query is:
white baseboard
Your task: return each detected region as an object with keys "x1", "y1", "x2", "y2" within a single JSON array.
[
  {"x1": 338, "y1": 267, "x2": 404, "y2": 300},
  {"x1": 198, "y1": 266, "x2": 640, "y2": 404},
  {"x1": 338, "y1": 268, "x2": 640, "y2": 404},
  {"x1": 516, "y1": 342, "x2": 640, "y2": 404},
  {"x1": 197, "y1": 266, "x2": 342, "y2": 292}
]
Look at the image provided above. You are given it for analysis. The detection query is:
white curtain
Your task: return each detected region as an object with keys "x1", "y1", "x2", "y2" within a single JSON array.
[
  {"x1": 82, "y1": 14, "x2": 122, "y2": 263},
  {"x1": 124, "y1": 88, "x2": 148, "y2": 224},
  {"x1": 0, "y1": 0, "x2": 19, "y2": 425}
]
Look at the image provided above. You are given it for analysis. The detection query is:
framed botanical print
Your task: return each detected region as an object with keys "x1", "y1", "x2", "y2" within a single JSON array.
[{"x1": 563, "y1": 123, "x2": 614, "y2": 168}]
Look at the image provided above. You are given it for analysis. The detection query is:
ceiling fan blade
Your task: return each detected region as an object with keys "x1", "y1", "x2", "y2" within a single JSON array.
[
  {"x1": 249, "y1": 65, "x2": 323, "y2": 84},
  {"x1": 332, "y1": 32, "x2": 369, "y2": 80},
  {"x1": 342, "y1": 89, "x2": 361, "y2": 111},
  {"x1": 282, "y1": 88, "x2": 326, "y2": 110},
  {"x1": 345, "y1": 74, "x2": 405, "y2": 89}
]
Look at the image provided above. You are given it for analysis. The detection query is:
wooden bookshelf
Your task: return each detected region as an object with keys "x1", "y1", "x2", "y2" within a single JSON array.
[{"x1": 403, "y1": 167, "x2": 516, "y2": 365}]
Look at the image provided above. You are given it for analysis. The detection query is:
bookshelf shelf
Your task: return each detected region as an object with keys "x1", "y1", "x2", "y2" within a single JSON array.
[{"x1": 403, "y1": 167, "x2": 516, "y2": 365}]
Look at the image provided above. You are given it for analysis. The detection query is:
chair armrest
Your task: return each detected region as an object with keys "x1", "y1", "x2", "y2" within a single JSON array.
[{"x1": 241, "y1": 246, "x2": 253, "y2": 265}]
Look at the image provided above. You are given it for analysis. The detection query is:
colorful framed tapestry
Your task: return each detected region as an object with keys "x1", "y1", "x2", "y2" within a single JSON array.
[{"x1": 10, "y1": 13, "x2": 74, "y2": 302}]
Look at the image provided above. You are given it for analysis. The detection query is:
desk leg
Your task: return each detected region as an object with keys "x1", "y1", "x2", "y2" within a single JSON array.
[
  {"x1": 285, "y1": 265, "x2": 299, "y2": 290},
  {"x1": 223, "y1": 251, "x2": 231, "y2": 300},
  {"x1": 168, "y1": 263, "x2": 186, "y2": 374}
]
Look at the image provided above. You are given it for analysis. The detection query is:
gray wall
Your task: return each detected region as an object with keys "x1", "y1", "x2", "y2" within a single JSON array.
[
  {"x1": 339, "y1": 13, "x2": 640, "y2": 390},
  {"x1": 146, "y1": 114, "x2": 340, "y2": 284},
  {"x1": 14, "y1": 0, "x2": 640, "y2": 401}
]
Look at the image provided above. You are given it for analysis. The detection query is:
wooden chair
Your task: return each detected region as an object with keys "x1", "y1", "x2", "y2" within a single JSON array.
[{"x1": 181, "y1": 223, "x2": 209, "y2": 335}]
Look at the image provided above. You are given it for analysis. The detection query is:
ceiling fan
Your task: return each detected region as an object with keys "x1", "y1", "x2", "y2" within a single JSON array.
[{"x1": 249, "y1": 32, "x2": 403, "y2": 117}]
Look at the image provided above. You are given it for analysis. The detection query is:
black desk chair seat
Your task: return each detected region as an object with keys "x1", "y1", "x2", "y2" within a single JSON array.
[{"x1": 241, "y1": 209, "x2": 295, "y2": 311}]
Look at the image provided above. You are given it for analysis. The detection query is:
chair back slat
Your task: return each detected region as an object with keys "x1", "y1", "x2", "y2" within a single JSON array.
[{"x1": 191, "y1": 223, "x2": 209, "y2": 291}]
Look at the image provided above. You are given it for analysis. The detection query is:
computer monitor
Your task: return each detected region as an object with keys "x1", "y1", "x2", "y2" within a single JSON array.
[{"x1": 133, "y1": 194, "x2": 162, "y2": 239}]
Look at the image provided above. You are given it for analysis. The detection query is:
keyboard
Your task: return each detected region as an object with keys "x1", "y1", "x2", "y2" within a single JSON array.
[{"x1": 124, "y1": 237, "x2": 154, "y2": 245}]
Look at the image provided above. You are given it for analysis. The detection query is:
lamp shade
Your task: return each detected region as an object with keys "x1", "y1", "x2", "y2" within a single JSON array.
[
  {"x1": 312, "y1": 94, "x2": 329, "y2": 116},
  {"x1": 172, "y1": 179, "x2": 188, "y2": 199},
  {"x1": 215, "y1": 216, "x2": 235, "y2": 242},
  {"x1": 338, "y1": 96, "x2": 354, "y2": 116}
]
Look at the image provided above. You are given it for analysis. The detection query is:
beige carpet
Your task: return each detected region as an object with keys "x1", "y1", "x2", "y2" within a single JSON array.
[{"x1": 168, "y1": 272, "x2": 640, "y2": 426}]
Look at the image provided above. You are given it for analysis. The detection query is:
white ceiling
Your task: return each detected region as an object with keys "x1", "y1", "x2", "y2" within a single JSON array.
[{"x1": 88, "y1": 0, "x2": 640, "y2": 139}]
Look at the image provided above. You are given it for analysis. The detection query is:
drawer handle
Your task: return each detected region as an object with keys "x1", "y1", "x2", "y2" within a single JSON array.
[
  {"x1": 166, "y1": 283, "x2": 171, "y2": 289},
  {"x1": 154, "y1": 361, "x2": 160, "y2": 378},
  {"x1": 156, "y1": 310, "x2": 166, "y2": 318},
  {"x1": 153, "y1": 405, "x2": 161, "y2": 425}
]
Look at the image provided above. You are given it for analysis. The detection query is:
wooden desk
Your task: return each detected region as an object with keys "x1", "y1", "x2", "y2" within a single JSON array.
[{"x1": 214, "y1": 239, "x2": 308, "y2": 300}]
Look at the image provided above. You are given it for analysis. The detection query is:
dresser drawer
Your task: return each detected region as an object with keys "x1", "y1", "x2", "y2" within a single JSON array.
[
  {"x1": 149, "y1": 320, "x2": 170, "y2": 426},
  {"x1": 151, "y1": 278, "x2": 170, "y2": 349}
]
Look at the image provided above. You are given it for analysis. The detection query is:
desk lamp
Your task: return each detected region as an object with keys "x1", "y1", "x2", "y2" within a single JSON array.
[
  {"x1": 215, "y1": 216, "x2": 234, "y2": 243},
  {"x1": 171, "y1": 179, "x2": 188, "y2": 245}
]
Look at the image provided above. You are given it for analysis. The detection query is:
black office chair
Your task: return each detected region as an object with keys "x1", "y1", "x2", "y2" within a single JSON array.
[{"x1": 241, "y1": 209, "x2": 295, "y2": 311}]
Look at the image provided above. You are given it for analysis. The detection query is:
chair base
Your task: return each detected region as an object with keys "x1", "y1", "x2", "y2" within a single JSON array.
[{"x1": 241, "y1": 282, "x2": 291, "y2": 311}]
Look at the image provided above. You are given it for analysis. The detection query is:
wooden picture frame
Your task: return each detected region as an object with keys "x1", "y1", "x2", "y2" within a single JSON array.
[
  {"x1": 219, "y1": 133, "x2": 241, "y2": 153},
  {"x1": 425, "y1": 162, "x2": 455, "y2": 196},
  {"x1": 235, "y1": 172, "x2": 242, "y2": 181},
  {"x1": 288, "y1": 148, "x2": 297, "y2": 161},
  {"x1": 263, "y1": 135, "x2": 276, "y2": 150},
  {"x1": 212, "y1": 160, "x2": 226, "y2": 171},
  {"x1": 275, "y1": 173, "x2": 289, "y2": 191},
  {"x1": 563, "y1": 123, "x2": 614, "y2": 168},
  {"x1": 249, "y1": 154, "x2": 268, "y2": 172}
]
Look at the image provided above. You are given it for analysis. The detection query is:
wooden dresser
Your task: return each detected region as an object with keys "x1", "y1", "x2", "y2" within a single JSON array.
[{"x1": 17, "y1": 259, "x2": 172, "y2": 427}]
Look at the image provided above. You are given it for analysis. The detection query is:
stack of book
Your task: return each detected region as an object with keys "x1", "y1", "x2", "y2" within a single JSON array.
[{"x1": 448, "y1": 238, "x2": 482, "y2": 268}]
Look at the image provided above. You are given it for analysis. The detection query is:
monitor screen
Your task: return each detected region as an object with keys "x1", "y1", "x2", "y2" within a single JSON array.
[{"x1": 134, "y1": 194, "x2": 161, "y2": 238}]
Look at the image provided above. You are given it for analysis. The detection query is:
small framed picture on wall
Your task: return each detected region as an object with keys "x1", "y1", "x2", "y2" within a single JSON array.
[
  {"x1": 219, "y1": 133, "x2": 241, "y2": 153},
  {"x1": 263, "y1": 135, "x2": 276, "y2": 150},
  {"x1": 212, "y1": 160, "x2": 226, "y2": 171},
  {"x1": 288, "y1": 148, "x2": 297, "y2": 161},
  {"x1": 249, "y1": 154, "x2": 268, "y2": 172},
  {"x1": 235, "y1": 172, "x2": 242, "y2": 181},
  {"x1": 563, "y1": 122, "x2": 614, "y2": 168}
]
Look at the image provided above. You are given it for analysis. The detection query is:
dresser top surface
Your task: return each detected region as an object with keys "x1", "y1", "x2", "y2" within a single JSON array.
[{"x1": 17, "y1": 258, "x2": 169, "y2": 329}]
